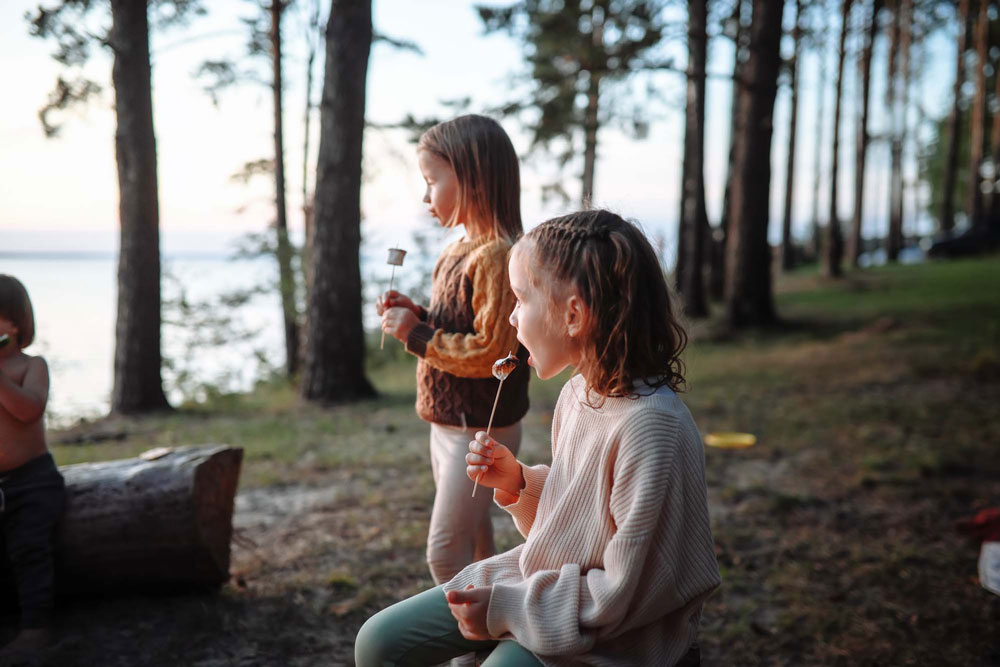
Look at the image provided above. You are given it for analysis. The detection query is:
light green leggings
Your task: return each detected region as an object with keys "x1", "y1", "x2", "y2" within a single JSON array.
[{"x1": 355, "y1": 586, "x2": 543, "y2": 666}]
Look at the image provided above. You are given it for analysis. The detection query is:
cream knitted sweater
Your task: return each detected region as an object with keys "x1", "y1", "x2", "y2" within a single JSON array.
[{"x1": 442, "y1": 375, "x2": 721, "y2": 666}]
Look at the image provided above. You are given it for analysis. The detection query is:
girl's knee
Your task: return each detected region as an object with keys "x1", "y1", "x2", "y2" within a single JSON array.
[
  {"x1": 426, "y1": 543, "x2": 468, "y2": 585},
  {"x1": 355, "y1": 609, "x2": 395, "y2": 667}
]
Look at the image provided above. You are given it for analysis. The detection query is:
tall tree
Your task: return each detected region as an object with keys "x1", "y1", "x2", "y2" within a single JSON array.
[
  {"x1": 677, "y1": 0, "x2": 709, "y2": 317},
  {"x1": 478, "y1": 1, "x2": 669, "y2": 206},
  {"x1": 724, "y1": 0, "x2": 785, "y2": 328},
  {"x1": 28, "y1": 0, "x2": 204, "y2": 414},
  {"x1": 712, "y1": 0, "x2": 747, "y2": 301},
  {"x1": 108, "y1": 0, "x2": 171, "y2": 413},
  {"x1": 940, "y1": 0, "x2": 972, "y2": 233},
  {"x1": 824, "y1": 0, "x2": 852, "y2": 278},
  {"x1": 889, "y1": 0, "x2": 914, "y2": 259},
  {"x1": 302, "y1": 0, "x2": 322, "y2": 308},
  {"x1": 269, "y1": 0, "x2": 300, "y2": 378},
  {"x1": 809, "y1": 0, "x2": 830, "y2": 258},
  {"x1": 885, "y1": 0, "x2": 904, "y2": 261},
  {"x1": 781, "y1": 0, "x2": 804, "y2": 272},
  {"x1": 968, "y1": 0, "x2": 989, "y2": 226},
  {"x1": 847, "y1": 0, "x2": 882, "y2": 266},
  {"x1": 301, "y1": 0, "x2": 375, "y2": 402},
  {"x1": 991, "y1": 44, "x2": 1000, "y2": 217},
  {"x1": 196, "y1": 1, "x2": 301, "y2": 378}
]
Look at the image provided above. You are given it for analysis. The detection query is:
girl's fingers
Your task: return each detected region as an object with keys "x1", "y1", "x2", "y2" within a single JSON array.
[
  {"x1": 466, "y1": 452, "x2": 493, "y2": 466},
  {"x1": 474, "y1": 431, "x2": 493, "y2": 447}
]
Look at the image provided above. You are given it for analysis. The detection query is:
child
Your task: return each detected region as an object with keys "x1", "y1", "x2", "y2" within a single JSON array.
[
  {"x1": 358, "y1": 210, "x2": 720, "y2": 666},
  {"x1": 0, "y1": 275, "x2": 66, "y2": 659},
  {"x1": 377, "y1": 115, "x2": 530, "y2": 589}
]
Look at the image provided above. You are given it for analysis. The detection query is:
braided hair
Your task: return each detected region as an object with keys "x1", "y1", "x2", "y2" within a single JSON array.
[{"x1": 520, "y1": 210, "x2": 687, "y2": 402}]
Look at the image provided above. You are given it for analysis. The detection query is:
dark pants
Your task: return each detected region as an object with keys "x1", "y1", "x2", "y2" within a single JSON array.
[{"x1": 0, "y1": 453, "x2": 65, "y2": 629}]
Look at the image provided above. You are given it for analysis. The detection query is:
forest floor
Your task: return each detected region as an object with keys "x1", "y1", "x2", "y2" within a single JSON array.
[{"x1": 20, "y1": 255, "x2": 1000, "y2": 666}]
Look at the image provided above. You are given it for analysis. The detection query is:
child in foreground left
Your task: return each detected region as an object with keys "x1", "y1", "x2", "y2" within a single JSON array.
[
  {"x1": 0, "y1": 275, "x2": 66, "y2": 661},
  {"x1": 356, "y1": 210, "x2": 720, "y2": 666}
]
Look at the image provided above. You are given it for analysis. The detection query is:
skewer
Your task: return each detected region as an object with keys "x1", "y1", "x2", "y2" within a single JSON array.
[
  {"x1": 472, "y1": 351, "x2": 519, "y2": 497},
  {"x1": 380, "y1": 248, "x2": 407, "y2": 350},
  {"x1": 380, "y1": 264, "x2": 396, "y2": 350}
]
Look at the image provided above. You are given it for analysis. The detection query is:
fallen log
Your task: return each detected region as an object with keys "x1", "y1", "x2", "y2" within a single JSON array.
[{"x1": 55, "y1": 445, "x2": 243, "y2": 595}]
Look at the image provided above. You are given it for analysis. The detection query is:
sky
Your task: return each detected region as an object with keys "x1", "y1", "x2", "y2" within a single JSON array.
[{"x1": 1, "y1": 0, "x2": 957, "y2": 261}]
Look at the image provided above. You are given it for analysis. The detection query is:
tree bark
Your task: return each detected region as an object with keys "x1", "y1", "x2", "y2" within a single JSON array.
[
  {"x1": 991, "y1": 44, "x2": 1000, "y2": 218},
  {"x1": 302, "y1": 0, "x2": 376, "y2": 403},
  {"x1": 581, "y1": 9, "x2": 604, "y2": 208},
  {"x1": 271, "y1": 0, "x2": 299, "y2": 379},
  {"x1": 886, "y1": 0, "x2": 903, "y2": 262},
  {"x1": 679, "y1": 0, "x2": 709, "y2": 317},
  {"x1": 848, "y1": 0, "x2": 881, "y2": 266},
  {"x1": 809, "y1": 1, "x2": 829, "y2": 259},
  {"x1": 968, "y1": 0, "x2": 989, "y2": 227},
  {"x1": 712, "y1": 0, "x2": 745, "y2": 301},
  {"x1": 824, "y1": 0, "x2": 852, "y2": 278},
  {"x1": 724, "y1": 0, "x2": 784, "y2": 328},
  {"x1": 109, "y1": 0, "x2": 170, "y2": 415},
  {"x1": 941, "y1": 0, "x2": 971, "y2": 233},
  {"x1": 781, "y1": 0, "x2": 803, "y2": 272},
  {"x1": 56, "y1": 446, "x2": 242, "y2": 595}
]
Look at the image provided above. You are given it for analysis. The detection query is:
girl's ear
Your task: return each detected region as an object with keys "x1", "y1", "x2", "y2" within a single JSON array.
[{"x1": 563, "y1": 292, "x2": 589, "y2": 339}]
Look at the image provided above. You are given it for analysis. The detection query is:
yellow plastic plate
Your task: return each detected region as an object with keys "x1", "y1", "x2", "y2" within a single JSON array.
[{"x1": 704, "y1": 432, "x2": 757, "y2": 449}]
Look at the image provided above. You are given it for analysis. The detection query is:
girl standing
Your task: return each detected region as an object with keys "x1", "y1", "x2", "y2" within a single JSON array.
[
  {"x1": 361, "y1": 210, "x2": 720, "y2": 667},
  {"x1": 378, "y1": 115, "x2": 530, "y2": 587}
]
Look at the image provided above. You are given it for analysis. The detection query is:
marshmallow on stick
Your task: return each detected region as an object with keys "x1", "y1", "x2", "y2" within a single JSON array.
[
  {"x1": 380, "y1": 248, "x2": 407, "y2": 350},
  {"x1": 472, "y1": 351, "x2": 520, "y2": 497}
]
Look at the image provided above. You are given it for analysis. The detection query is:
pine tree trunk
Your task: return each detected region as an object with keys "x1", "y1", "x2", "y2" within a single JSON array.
[
  {"x1": 968, "y1": 0, "x2": 989, "y2": 228},
  {"x1": 581, "y1": 11, "x2": 603, "y2": 208},
  {"x1": 781, "y1": 0, "x2": 803, "y2": 272},
  {"x1": 712, "y1": 0, "x2": 744, "y2": 302},
  {"x1": 581, "y1": 74, "x2": 600, "y2": 208},
  {"x1": 679, "y1": 0, "x2": 709, "y2": 317},
  {"x1": 109, "y1": 0, "x2": 170, "y2": 415},
  {"x1": 941, "y1": 0, "x2": 971, "y2": 233},
  {"x1": 991, "y1": 49, "x2": 1000, "y2": 217},
  {"x1": 824, "y1": 0, "x2": 852, "y2": 278},
  {"x1": 302, "y1": 0, "x2": 375, "y2": 403},
  {"x1": 848, "y1": 0, "x2": 881, "y2": 266},
  {"x1": 301, "y1": 0, "x2": 321, "y2": 367},
  {"x1": 724, "y1": 0, "x2": 784, "y2": 329},
  {"x1": 809, "y1": 2, "x2": 829, "y2": 260},
  {"x1": 886, "y1": 1, "x2": 903, "y2": 262},
  {"x1": 272, "y1": 0, "x2": 299, "y2": 378}
]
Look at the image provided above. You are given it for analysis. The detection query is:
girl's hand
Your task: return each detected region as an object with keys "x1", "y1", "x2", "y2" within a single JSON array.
[
  {"x1": 446, "y1": 585, "x2": 493, "y2": 641},
  {"x1": 466, "y1": 432, "x2": 523, "y2": 498},
  {"x1": 381, "y1": 307, "x2": 419, "y2": 343},
  {"x1": 376, "y1": 290, "x2": 419, "y2": 317}
]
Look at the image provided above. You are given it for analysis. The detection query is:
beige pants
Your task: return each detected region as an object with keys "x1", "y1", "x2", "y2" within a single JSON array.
[{"x1": 426, "y1": 421, "x2": 522, "y2": 585}]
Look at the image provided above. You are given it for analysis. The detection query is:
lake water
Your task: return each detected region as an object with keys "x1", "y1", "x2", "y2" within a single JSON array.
[
  {"x1": 1, "y1": 227, "x2": 446, "y2": 426},
  {"x1": 1, "y1": 254, "x2": 285, "y2": 425}
]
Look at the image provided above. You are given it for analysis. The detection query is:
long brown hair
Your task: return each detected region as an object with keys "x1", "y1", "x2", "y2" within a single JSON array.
[
  {"x1": 0, "y1": 275, "x2": 36, "y2": 349},
  {"x1": 521, "y1": 210, "x2": 687, "y2": 401},
  {"x1": 418, "y1": 114, "x2": 523, "y2": 243}
]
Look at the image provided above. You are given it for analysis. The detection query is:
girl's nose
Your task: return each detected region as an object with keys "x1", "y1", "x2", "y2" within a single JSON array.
[{"x1": 422, "y1": 188, "x2": 431, "y2": 204}]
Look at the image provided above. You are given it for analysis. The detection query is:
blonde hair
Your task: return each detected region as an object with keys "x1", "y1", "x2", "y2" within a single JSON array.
[
  {"x1": 519, "y1": 210, "x2": 687, "y2": 402},
  {"x1": 0, "y1": 275, "x2": 36, "y2": 349},
  {"x1": 418, "y1": 115, "x2": 523, "y2": 243}
]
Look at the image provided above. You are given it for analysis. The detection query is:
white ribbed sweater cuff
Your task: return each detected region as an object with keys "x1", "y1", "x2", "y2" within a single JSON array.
[{"x1": 496, "y1": 463, "x2": 547, "y2": 531}]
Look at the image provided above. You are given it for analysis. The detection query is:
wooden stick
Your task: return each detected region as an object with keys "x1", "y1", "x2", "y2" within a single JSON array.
[
  {"x1": 472, "y1": 378, "x2": 505, "y2": 497},
  {"x1": 380, "y1": 265, "x2": 396, "y2": 350}
]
